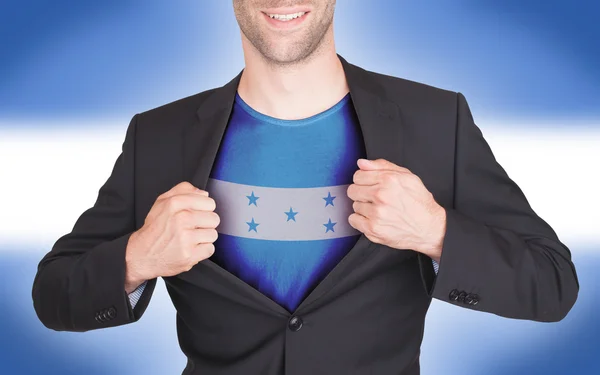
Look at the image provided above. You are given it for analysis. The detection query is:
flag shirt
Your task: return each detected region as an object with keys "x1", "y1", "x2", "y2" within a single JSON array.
[{"x1": 205, "y1": 92, "x2": 367, "y2": 313}]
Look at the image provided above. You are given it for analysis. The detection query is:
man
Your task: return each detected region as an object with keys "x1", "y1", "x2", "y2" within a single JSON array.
[{"x1": 32, "y1": 1, "x2": 579, "y2": 374}]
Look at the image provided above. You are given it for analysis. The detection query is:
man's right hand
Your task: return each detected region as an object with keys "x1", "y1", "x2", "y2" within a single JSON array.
[{"x1": 124, "y1": 181, "x2": 220, "y2": 293}]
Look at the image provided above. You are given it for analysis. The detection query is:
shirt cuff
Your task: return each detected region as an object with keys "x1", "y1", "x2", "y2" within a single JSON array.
[
  {"x1": 128, "y1": 281, "x2": 147, "y2": 309},
  {"x1": 432, "y1": 259, "x2": 439, "y2": 275}
]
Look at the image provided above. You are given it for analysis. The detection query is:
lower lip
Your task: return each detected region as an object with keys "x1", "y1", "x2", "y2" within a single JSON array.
[{"x1": 262, "y1": 11, "x2": 309, "y2": 29}]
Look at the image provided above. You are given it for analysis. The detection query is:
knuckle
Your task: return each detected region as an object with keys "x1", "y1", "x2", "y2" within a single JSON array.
[
  {"x1": 175, "y1": 210, "x2": 194, "y2": 230},
  {"x1": 373, "y1": 187, "x2": 387, "y2": 202},
  {"x1": 381, "y1": 173, "x2": 396, "y2": 185},
  {"x1": 373, "y1": 204, "x2": 385, "y2": 218},
  {"x1": 370, "y1": 224, "x2": 382, "y2": 237},
  {"x1": 174, "y1": 209, "x2": 191, "y2": 227},
  {"x1": 168, "y1": 195, "x2": 185, "y2": 212},
  {"x1": 365, "y1": 221, "x2": 377, "y2": 236},
  {"x1": 406, "y1": 173, "x2": 420, "y2": 186},
  {"x1": 178, "y1": 230, "x2": 191, "y2": 247},
  {"x1": 200, "y1": 229, "x2": 212, "y2": 242}
]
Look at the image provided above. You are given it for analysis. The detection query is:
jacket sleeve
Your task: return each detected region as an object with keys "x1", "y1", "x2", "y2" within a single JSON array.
[
  {"x1": 32, "y1": 114, "x2": 157, "y2": 332},
  {"x1": 418, "y1": 92, "x2": 579, "y2": 322}
]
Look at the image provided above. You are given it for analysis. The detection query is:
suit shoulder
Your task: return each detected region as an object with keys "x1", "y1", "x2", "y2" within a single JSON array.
[
  {"x1": 359, "y1": 66, "x2": 458, "y2": 109},
  {"x1": 369, "y1": 67, "x2": 456, "y2": 96},
  {"x1": 135, "y1": 87, "x2": 219, "y2": 125}
]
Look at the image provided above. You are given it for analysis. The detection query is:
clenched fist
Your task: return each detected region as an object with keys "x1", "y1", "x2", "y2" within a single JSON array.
[
  {"x1": 124, "y1": 181, "x2": 220, "y2": 293},
  {"x1": 347, "y1": 158, "x2": 446, "y2": 262}
]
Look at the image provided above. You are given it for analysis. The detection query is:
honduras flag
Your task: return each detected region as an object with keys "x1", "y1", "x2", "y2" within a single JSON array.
[{"x1": 205, "y1": 92, "x2": 367, "y2": 312}]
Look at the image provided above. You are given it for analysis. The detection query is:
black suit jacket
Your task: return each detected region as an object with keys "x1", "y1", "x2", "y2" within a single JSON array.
[{"x1": 32, "y1": 54, "x2": 579, "y2": 375}]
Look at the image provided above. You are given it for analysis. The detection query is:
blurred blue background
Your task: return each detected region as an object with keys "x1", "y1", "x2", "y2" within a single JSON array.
[{"x1": 0, "y1": 0, "x2": 598, "y2": 374}]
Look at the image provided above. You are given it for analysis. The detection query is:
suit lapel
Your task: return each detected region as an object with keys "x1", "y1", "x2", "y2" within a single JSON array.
[
  {"x1": 295, "y1": 55, "x2": 406, "y2": 312},
  {"x1": 182, "y1": 54, "x2": 405, "y2": 315}
]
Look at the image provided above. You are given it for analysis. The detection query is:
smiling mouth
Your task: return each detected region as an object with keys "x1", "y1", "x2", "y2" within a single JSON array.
[
  {"x1": 261, "y1": 10, "x2": 310, "y2": 28},
  {"x1": 264, "y1": 11, "x2": 307, "y2": 21}
]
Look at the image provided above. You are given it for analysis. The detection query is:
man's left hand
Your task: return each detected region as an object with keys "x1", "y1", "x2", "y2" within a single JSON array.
[{"x1": 347, "y1": 158, "x2": 446, "y2": 262}]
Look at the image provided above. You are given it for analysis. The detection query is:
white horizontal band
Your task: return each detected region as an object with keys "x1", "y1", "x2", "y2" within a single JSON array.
[{"x1": 205, "y1": 178, "x2": 361, "y2": 241}]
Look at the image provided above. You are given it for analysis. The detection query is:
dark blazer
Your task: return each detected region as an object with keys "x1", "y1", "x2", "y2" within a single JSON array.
[{"x1": 32, "y1": 54, "x2": 579, "y2": 375}]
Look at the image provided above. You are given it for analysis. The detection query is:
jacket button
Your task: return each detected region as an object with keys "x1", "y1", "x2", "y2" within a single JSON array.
[
  {"x1": 288, "y1": 316, "x2": 303, "y2": 332},
  {"x1": 458, "y1": 291, "x2": 467, "y2": 303},
  {"x1": 465, "y1": 294, "x2": 474, "y2": 305},
  {"x1": 465, "y1": 293, "x2": 480, "y2": 305},
  {"x1": 449, "y1": 289, "x2": 460, "y2": 301},
  {"x1": 107, "y1": 307, "x2": 116, "y2": 319}
]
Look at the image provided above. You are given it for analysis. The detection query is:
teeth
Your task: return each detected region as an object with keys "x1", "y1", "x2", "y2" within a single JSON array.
[{"x1": 267, "y1": 11, "x2": 306, "y2": 21}]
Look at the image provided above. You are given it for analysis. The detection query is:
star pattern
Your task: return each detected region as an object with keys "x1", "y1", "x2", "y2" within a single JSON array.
[
  {"x1": 323, "y1": 218, "x2": 337, "y2": 233},
  {"x1": 285, "y1": 207, "x2": 298, "y2": 222},
  {"x1": 239, "y1": 190, "x2": 346, "y2": 235},
  {"x1": 246, "y1": 217, "x2": 260, "y2": 232},
  {"x1": 246, "y1": 191, "x2": 259, "y2": 206},
  {"x1": 323, "y1": 191, "x2": 336, "y2": 207}
]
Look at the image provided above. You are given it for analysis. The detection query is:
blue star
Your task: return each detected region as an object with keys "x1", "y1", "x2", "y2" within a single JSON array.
[
  {"x1": 284, "y1": 207, "x2": 298, "y2": 222},
  {"x1": 246, "y1": 217, "x2": 260, "y2": 232},
  {"x1": 246, "y1": 191, "x2": 259, "y2": 206},
  {"x1": 323, "y1": 218, "x2": 337, "y2": 233},
  {"x1": 323, "y1": 192, "x2": 336, "y2": 207}
]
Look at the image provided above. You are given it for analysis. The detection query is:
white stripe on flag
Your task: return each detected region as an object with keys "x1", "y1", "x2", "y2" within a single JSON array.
[{"x1": 206, "y1": 178, "x2": 361, "y2": 241}]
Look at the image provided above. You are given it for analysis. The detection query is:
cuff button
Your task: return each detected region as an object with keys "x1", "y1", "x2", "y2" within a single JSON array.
[{"x1": 449, "y1": 289, "x2": 460, "y2": 301}]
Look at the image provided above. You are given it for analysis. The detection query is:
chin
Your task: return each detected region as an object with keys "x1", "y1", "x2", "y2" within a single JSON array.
[
  {"x1": 264, "y1": 41, "x2": 314, "y2": 63},
  {"x1": 265, "y1": 51, "x2": 307, "y2": 65}
]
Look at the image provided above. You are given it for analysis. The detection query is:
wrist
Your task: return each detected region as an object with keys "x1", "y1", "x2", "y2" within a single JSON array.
[
  {"x1": 421, "y1": 207, "x2": 446, "y2": 262},
  {"x1": 125, "y1": 231, "x2": 149, "y2": 293}
]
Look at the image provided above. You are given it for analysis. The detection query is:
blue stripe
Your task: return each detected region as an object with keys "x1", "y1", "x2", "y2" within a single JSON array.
[
  {"x1": 211, "y1": 233, "x2": 361, "y2": 312},
  {"x1": 209, "y1": 93, "x2": 366, "y2": 188}
]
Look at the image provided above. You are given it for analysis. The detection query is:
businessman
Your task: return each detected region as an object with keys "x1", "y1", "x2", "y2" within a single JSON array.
[{"x1": 32, "y1": 1, "x2": 579, "y2": 374}]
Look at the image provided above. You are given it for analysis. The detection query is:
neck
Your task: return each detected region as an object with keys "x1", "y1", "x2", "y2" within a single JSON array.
[{"x1": 237, "y1": 34, "x2": 349, "y2": 120}]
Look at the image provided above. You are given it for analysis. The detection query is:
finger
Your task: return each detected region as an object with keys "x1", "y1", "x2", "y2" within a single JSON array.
[
  {"x1": 347, "y1": 183, "x2": 375, "y2": 203},
  {"x1": 348, "y1": 212, "x2": 369, "y2": 233},
  {"x1": 352, "y1": 201, "x2": 376, "y2": 219},
  {"x1": 180, "y1": 210, "x2": 221, "y2": 229},
  {"x1": 191, "y1": 243, "x2": 216, "y2": 263},
  {"x1": 357, "y1": 158, "x2": 410, "y2": 173},
  {"x1": 159, "y1": 190, "x2": 210, "y2": 206},
  {"x1": 353, "y1": 169, "x2": 384, "y2": 186},
  {"x1": 175, "y1": 210, "x2": 220, "y2": 229},
  {"x1": 165, "y1": 194, "x2": 217, "y2": 214},
  {"x1": 189, "y1": 227, "x2": 219, "y2": 243},
  {"x1": 160, "y1": 181, "x2": 209, "y2": 200}
]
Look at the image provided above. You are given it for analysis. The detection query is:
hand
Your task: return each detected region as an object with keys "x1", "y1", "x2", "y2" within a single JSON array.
[
  {"x1": 347, "y1": 158, "x2": 446, "y2": 261},
  {"x1": 124, "y1": 181, "x2": 220, "y2": 292}
]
